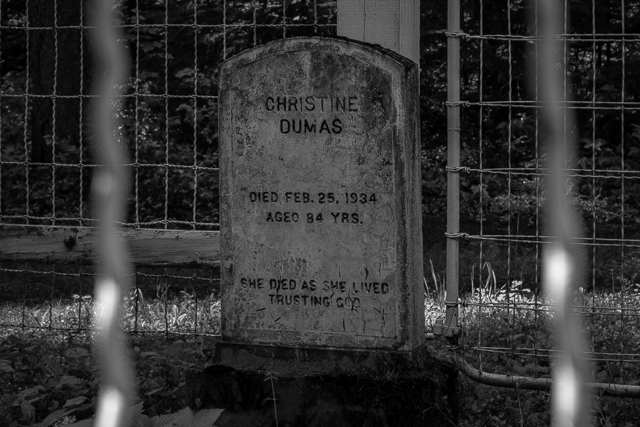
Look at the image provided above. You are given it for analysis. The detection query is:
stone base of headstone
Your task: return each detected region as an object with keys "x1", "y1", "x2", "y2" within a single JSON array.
[{"x1": 185, "y1": 341, "x2": 458, "y2": 427}]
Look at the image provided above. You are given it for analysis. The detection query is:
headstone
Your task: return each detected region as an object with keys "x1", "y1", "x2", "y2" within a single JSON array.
[{"x1": 219, "y1": 37, "x2": 423, "y2": 351}]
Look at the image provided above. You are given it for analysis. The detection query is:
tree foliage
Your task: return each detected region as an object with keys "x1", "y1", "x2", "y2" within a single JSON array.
[{"x1": 0, "y1": 0, "x2": 639, "y2": 233}]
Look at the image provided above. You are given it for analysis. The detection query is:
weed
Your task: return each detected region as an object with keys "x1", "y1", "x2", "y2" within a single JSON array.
[
  {"x1": 3, "y1": 264, "x2": 640, "y2": 425},
  {"x1": 264, "y1": 372, "x2": 279, "y2": 427},
  {"x1": 0, "y1": 287, "x2": 220, "y2": 425}
]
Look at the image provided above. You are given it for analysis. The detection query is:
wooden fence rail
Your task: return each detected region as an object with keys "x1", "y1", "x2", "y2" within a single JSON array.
[{"x1": 0, "y1": 226, "x2": 220, "y2": 267}]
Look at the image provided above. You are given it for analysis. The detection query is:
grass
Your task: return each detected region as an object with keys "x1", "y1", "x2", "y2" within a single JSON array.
[
  {"x1": 452, "y1": 285, "x2": 640, "y2": 426},
  {"x1": 2, "y1": 261, "x2": 640, "y2": 426},
  {"x1": 0, "y1": 289, "x2": 221, "y2": 337},
  {"x1": 424, "y1": 257, "x2": 640, "y2": 426},
  {"x1": 0, "y1": 286, "x2": 221, "y2": 427}
]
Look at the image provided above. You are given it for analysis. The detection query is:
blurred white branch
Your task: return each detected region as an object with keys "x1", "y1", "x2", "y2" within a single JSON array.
[
  {"x1": 538, "y1": 0, "x2": 591, "y2": 426},
  {"x1": 90, "y1": 0, "x2": 134, "y2": 426}
]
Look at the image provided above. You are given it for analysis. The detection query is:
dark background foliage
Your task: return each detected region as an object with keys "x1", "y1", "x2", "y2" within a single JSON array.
[
  {"x1": 1, "y1": 0, "x2": 639, "y2": 228},
  {"x1": 1, "y1": 0, "x2": 640, "y2": 293}
]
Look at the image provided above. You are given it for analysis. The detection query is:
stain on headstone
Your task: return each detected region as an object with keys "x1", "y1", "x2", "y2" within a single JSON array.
[{"x1": 219, "y1": 37, "x2": 423, "y2": 350}]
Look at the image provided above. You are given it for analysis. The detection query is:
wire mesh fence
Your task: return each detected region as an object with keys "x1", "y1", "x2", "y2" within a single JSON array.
[
  {"x1": 449, "y1": 0, "x2": 640, "y2": 394},
  {"x1": 0, "y1": 0, "x2": 337, "y2": 337},
  {"x1": 0, "y1": 263, "x2": 221, "y2": 335},
  {"x1": 0, "y1": 0, "x2": 337, "y2": 230},
  {"x1": 3, "y1": 0, "x2": 640, "y2": 402}
]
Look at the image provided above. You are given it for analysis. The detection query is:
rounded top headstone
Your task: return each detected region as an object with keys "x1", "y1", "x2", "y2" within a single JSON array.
[
  {"x1": 219, "y1": 36, "x2": 423, "y2": 351},
  {"x1": 219, "y1": 36, "x2": 416, "y2": 76}
]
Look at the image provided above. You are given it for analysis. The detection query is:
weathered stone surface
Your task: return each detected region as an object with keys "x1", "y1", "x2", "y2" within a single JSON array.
[{"x1": 219, "y1": 37, "x2": 423, "y2": 350}]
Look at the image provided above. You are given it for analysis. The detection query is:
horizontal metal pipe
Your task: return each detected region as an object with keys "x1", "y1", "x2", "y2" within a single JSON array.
[{"x1": 455, "y1": 358, "x2": 640, "y2": 398}]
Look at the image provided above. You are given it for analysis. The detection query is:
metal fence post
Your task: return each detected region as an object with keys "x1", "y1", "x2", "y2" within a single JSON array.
[{"x1": 445, "y1": 0, "x2": 461, "y2": 339}]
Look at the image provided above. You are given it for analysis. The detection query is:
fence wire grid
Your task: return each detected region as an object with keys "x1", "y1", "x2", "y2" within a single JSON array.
[
  {"x1": 0, "y1": 0, "x2": 337, "y2": 336},
  {"x1": 446, "y1": 0, "x2": 640, "y2": 396},
  {"x1": 2, "y1": 0, "x2": 640, "y2": 399}
]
